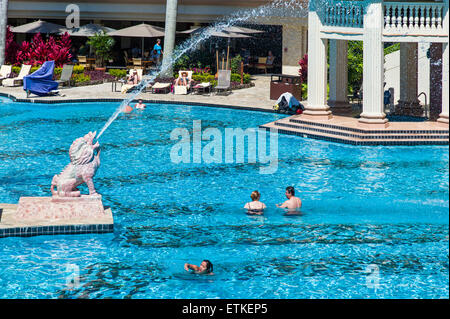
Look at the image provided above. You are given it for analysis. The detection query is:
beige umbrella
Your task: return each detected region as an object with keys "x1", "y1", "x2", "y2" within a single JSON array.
[
  {"x1": 11, "y1": 20, "x2": 67, "y2": 34},
  {"x1": 63, "y1": 23, "x2": 116, "y2": 37},
  {"x1": 109, "y1": 23, "x2": 165, "y2": 58}
]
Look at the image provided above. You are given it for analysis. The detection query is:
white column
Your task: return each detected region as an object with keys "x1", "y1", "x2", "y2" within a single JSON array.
[
  {"x1": 328, "y1": 39, "x2": 350, "y2": 110},
  {"x1": 437, "y1": 1, "x2": 449, "y2": 126},
  {"x1": 303, "y1": 6, "x2": 332, "y2": 121},
  {"x1": 0, "y1": 0, "x2": 9, "y2": 65},
  {"x1": 161, "y1": 0, "x2": 178, "y2": 77},
  {"x1": 397, "y1": 42, "x2": 421, "y2": 116},
  {"x1": 359, "y1": 0, "x2": 388, "y2": 128},
  {"x1": 437, "y1": 42, "x2": 449, "y2": 125}
]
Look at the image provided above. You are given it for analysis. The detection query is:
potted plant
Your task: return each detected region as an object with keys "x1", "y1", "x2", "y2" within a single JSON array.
[{"x1": 87, "y1": 31, "x2": 115, "y2": 71}]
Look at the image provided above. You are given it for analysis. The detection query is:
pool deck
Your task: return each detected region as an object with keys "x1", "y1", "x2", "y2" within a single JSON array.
[
  {"x1": 0, "y1": 203, "x2": 114, "y2": 238},
  {"x1": 1, "y1": 74, "x2": 448, "y2": 145}
]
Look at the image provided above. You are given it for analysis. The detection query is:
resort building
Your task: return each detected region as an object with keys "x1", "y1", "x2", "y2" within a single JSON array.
[
  {"x1": 2, "y1": 0, "x2": 308, "y2": 75},
  {"x1": 304, "y1": 0, "x2": 449, "y2": 127}
]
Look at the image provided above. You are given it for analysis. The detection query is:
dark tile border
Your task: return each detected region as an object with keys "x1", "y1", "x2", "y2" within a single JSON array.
[
  {"x1": 0, "y1": 223, "x2": 113, "y2": 238},
  {"x1": 0, "y1": 92, "x2": 278, "y2": 114}
]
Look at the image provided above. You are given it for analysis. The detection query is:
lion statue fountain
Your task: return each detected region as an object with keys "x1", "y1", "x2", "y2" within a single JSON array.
[{"x1": 51, "y1": 131, "x2": 101, "y2": 197}]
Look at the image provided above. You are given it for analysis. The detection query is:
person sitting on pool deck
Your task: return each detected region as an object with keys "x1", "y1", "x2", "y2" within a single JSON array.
[
  {"x1": 276, "y1": 186, "x2": 302, "y2": 211},
  {"x1": 184, "y1": 260, "x2": 214, "y2": 275},
  {"x1": 174, "y1": 71, "x2": 190, "y2": 87},
  {"x1": 244, "y1": 190, "x2": 266, "y2": 215},
  {"x1": 135, "y1": 99, "x2": 146, "y2": 109}
]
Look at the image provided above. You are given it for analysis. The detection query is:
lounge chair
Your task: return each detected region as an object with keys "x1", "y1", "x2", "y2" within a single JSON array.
[
  {"x1": 214, "y1": 70, "x2": 231, "y2": 95},
  {"x1": 2, "y1": 64, "x2": 32, "y2": 87},
  {"x1": 57, "y1": 64, "x2": 74, "y2": 87},
  {"x1": 24, "y1": 61, "x2": 59, "y2": 97},
  {"x1": 0, "y1": 65, "x2": 12, "y2": 85},
  {"x1": 193, "y1": 82, "x2": 211, "y2": 95},
  {"x1": 174, "y1": 70, "x2": 193, "y2": 95},
  {"x1": 151, "y1": 82, "x2": 171, "y2": 94}
]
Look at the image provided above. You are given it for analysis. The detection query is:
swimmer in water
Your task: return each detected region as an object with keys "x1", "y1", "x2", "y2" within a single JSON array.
[
  {"x1": 276, "y1": 186, "x2": 302, "y2": 212},
  {"x1": 123, "y1": 105, "x2": 133, "y2": 113},
  {"x1": 244, "y1": 190, "x2": 266, "y2": 215},
  {"x1": 184, "y1": 260, "x2": 214, "y2": 275},
  {"x1": 135, "y1": 99, "x2": 146, "y2": 110}
]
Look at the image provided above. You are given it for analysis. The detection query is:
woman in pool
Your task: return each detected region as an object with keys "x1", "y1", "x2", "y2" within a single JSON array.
[
  {"x1": 184, "y1": 260, "x2": 214, "y2": 275},
  {"x1": 244, "y1": 190, "x2": 266, "y2": 215},
  {"x1": 135, "y1": 99, "x2": 146, "y2": 109}
]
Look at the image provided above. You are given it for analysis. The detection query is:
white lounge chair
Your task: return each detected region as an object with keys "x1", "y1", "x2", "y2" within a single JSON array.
[
  {"x1": 2, "y1": 64, "x2": 32, "y2": 87},
  {"x1": 151, "y1": 82, "x2": 171, "y2": 94},
  {"x1": 193, "y1": 82, "x2": 211, "y2": 95},
  {"x1": 174, "y1": 70, "x2": 193, "y2": 95},
  {"x1": 120, "y1": 69, "x2": 144, "y2": 93},
  {"x1": 0, "y1": 65, "x2": 12, "y2": 84}
]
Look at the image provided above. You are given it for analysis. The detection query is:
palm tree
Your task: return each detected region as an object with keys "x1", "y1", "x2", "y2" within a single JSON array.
[
  {"x1": 161, "y1": 0, "x2": 178, "y2": 77},
  {"x1": 0, "y1": 0, "x2": 8, "y2": 65}
]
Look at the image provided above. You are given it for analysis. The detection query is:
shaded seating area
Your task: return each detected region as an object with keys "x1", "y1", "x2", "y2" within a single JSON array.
[{"x1": 2, "y1": 64, "x2": 32, "y2": 87}]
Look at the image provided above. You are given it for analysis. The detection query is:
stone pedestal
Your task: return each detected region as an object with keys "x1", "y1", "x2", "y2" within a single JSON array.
[{"x1": 16, "y1": 195, "x2": 107, "y2": 220}]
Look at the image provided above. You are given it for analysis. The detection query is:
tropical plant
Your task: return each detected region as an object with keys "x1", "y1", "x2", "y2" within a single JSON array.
[
  {"x1": 87, "y1": 31, "x2": 115, "y2": 67},
  {"x1": 4, "y1": 26, "x2": 18, "y2": 64},
  {"x1": 298, "y1": 54, "x2": 308, "y2": 83},
  {"x1": 12, "y1": 32, "x2": 72, "y2": 67}
]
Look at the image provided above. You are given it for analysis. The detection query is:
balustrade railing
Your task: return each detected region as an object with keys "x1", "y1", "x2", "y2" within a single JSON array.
[{"x1": 384, "y1": 2, "x2": 446, "y2": 34}]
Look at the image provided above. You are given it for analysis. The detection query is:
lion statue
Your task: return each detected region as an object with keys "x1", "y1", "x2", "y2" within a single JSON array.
[{"x1": 51, "y1": 131, "x2": 101, "y2": 197}]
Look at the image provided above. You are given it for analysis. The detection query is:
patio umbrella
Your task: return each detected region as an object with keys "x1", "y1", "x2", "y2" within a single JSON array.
[
  {"x1": 109, "y1": 23, "x2": 165, "y2": 58},
  {"x1": 63, "y1": 23, "x2": 116, "y2": 37},
  {"x1": 11, "y1": 20, "x2": 67, "y2": 34}
]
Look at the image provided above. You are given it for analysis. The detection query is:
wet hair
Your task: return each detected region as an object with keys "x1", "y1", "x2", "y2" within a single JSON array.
[
  {"x1": 203, "y1": 260, "x2": 213, "y2": 273},
  {"x1": 286, "y1": 186, "x2": 295, "y2": 196},
  {"x1": 250, "y1": 190, "x2": 260, "y2": 201}
]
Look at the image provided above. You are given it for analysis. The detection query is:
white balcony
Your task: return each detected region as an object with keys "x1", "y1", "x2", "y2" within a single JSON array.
[{"x1": 320, "y1": 1, "x2": 448, "y2": 42}]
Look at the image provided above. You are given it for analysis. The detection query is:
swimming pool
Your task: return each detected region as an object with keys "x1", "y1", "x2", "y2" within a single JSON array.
[{"x1": 0, "y1": 99, "x2": 448, "y2": 299}]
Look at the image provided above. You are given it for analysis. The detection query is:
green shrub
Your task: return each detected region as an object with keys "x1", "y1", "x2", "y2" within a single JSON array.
[
  {"x1": 230, "y1": 55, "x2": 242, "y2": 74},
  {"x1": 108, "y1": 69, "x2": 127, "y2": 79},
  {"x1": 192, "y1": 73, "x2": 215, "y2": 83},
  {"x1": 12, "y1": 66, "x2": 20, "y2": 74},
  {"x1": 384, "y1": 43, "x2": 400, "y2": 56},
  {"x1": 72, "y1": 73, "x2": 91, "y2": 84},
  {"x1": 243, "y1": 73, "x2": 251, "y2": 84},
  {"x1": 302, "y1": 83, "x2": 308, "y2": 100},
  {"x1": 73, "y1": 65, "x2": 85, "y2": 74}
]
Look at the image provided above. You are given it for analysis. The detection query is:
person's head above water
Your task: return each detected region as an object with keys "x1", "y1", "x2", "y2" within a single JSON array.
[
  {"x1": 285, "y1": 186, "x2": 295, "y2": 199},
  {"x1": 250, "y1": 190, "x2": 261, "y2": 201},
  {"x1": 200, "y1": 260, "x2": 213, "y2": 274}
]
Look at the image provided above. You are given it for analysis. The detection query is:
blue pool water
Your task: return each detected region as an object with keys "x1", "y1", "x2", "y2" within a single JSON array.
[{"x1": 0, "y1": 98, "x2": 448, "y2": 299}]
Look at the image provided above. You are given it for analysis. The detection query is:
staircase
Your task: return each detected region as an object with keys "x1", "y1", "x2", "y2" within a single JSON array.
[{"x1": 260, "y1": 115, "x2": 449, "y2": 146}]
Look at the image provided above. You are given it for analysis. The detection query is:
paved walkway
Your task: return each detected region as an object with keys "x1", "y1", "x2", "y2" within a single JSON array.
[{"x1": 0, "y1": 74, "x2": 276, "y2": 111}]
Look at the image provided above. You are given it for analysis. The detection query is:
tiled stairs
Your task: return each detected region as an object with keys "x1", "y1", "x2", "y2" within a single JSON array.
[{"x1": 260, "y1": 116, "x2": 449, "y2": 146}]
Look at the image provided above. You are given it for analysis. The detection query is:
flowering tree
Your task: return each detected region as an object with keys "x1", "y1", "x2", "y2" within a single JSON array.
[
  {"x1": 6, "y1": 30, "x2": 72, "y2": 67},
  {"x1": 298, "y1": 54, "x2": 308, "y2": 83},
  {"x1": 5, "y1": 26, "x2": 19, "y2": 64}
]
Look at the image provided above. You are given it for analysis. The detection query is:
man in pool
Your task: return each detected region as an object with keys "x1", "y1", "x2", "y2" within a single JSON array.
[
  {"x1": 184, "y1": 260, "x2": 214, "y2": 275},
  {"x1": 276, "y1": 186, "x2": 302, "y2": 211}
]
